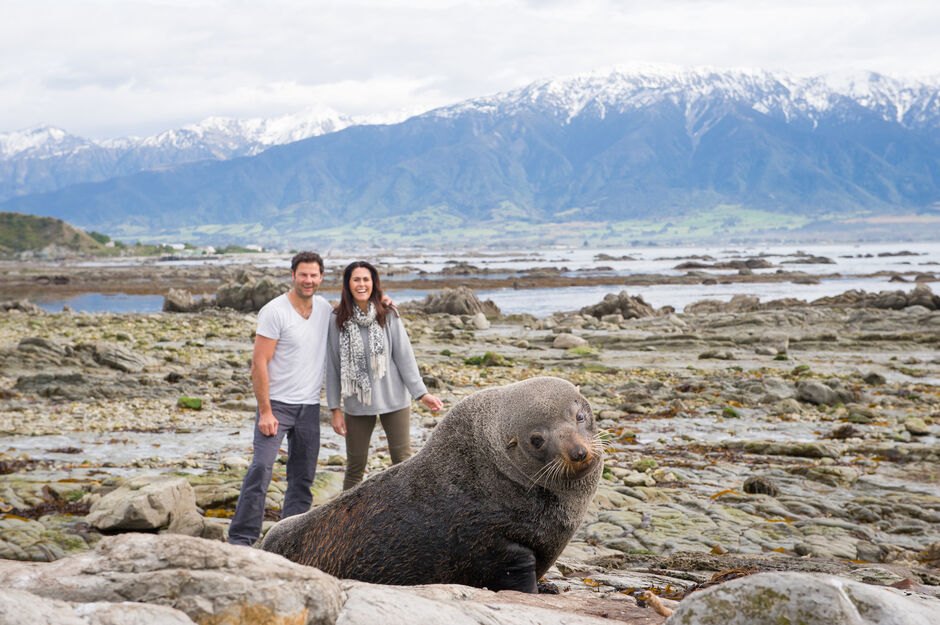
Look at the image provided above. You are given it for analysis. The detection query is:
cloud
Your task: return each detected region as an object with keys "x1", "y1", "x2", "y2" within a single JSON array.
[{"x1": 2, "y1": 0, "x2": 939, "y2": 137}]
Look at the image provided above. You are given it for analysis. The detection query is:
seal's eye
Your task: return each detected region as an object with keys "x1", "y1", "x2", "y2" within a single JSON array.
[
  {"x1": 530, "y1": 434, "x2": 545, "y2": 449},
  {"x1": 576, "y1": 411, "x2": 586, "y2": 423}
]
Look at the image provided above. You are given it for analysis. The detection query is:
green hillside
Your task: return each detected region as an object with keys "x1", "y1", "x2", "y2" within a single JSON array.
[{"x1": 0, "y1": 211, "x2": 106, "y2": 256}]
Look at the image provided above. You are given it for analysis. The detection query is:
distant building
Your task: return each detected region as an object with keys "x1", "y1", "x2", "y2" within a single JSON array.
[
  {"x1": 245, "y1": 244, "x2": 263, "y2": 252},
  {"x1": 165, "y1": 243, "x2": 186, "y2": 251}
]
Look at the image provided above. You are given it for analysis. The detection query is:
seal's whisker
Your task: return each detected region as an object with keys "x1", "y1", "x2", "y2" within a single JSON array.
[
  {"x1": 546, "y1": 458, "x2": 563, "y2": 483},
  {"x1": 527, "y1": 459, "x2": 556, "y2": 489},
  {"x1": 528, "y1": 458, "x2": 564, "y2": 491}
]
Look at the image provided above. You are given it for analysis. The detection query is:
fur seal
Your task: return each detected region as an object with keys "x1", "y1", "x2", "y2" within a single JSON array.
[{"x1": 260, "y1": 376, "x2": 603, "y2": 593}]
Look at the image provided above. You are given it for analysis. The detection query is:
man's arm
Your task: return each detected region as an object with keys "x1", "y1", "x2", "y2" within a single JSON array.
[{"x1": 251, "y1": 335, "x2": 278, "y2": 436}]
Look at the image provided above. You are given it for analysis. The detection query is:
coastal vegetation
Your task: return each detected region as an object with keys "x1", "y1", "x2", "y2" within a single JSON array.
[{"x1": 0, "y1": 212, "x2": 105, "y2": 256}]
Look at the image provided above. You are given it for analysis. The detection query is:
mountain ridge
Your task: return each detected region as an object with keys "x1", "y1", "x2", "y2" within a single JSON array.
[
  {"x1": 3, "y1": 66, "x2": 939, "y2": 246},
  {"x1": 0, "y1": 107, "x2": 408, "y2": 201}
]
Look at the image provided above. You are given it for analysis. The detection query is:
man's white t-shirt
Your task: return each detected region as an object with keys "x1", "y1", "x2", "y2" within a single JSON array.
[{"x1": 256, "y1": 292, "x2": 331, "y2": 405}]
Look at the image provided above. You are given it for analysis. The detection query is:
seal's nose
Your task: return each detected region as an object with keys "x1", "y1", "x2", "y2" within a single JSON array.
[{"x1": 568, "y1": 444, "x2": 588, "y2": 463}]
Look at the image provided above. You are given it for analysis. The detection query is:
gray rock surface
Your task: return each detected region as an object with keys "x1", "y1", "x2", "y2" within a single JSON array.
[
  {"x1": 337, "y1": 583, "x2": 613, "y2": 625},
  {"x1": 0, "y1": 533, "x2": 620, "y2": 625},
  {"x1": 666, "y1": 571, "x2": 940, "y2": 625},
  {"x1": 0, "y1": 588, "x2": 197, "y2": 625}
]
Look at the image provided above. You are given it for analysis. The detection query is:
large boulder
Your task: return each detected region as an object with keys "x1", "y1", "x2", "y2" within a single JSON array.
[
  {"x1": 412, "y1": 287, "x2": 500, "y2": 317},
  {"x1": 90, "y1": 342, "x2": 155, "y2": 373},
  {"x1": 163, "y1": 288, "x2": 201, "y2": 313},
  {"x1": 810, "y1": 284, "x2": 938, "y2": 310},
  {"x1": 581, "y1": 290, "x2": 656, "y2": 319},
  {"x1": 684, "y1": 294, "x2": 762, "y2": 314},
  {"x1": 667, "y1": 571, "x2": 939, "y2": 625},
  {"x1": 0, "y1": 533, "x2": 343, "y2": 625},
  {"x1": 215, "y1": 276, "x2": 289, "y2": 312},
  {"x1": 0, "y1": 299, "x2": 44, "y2": 315},
  {"x1": 17, "y1": 336, "x2": 69, "y2": 358},
  {"x1": 86, "y1": 475, "x2": 216, "y2": 538}
]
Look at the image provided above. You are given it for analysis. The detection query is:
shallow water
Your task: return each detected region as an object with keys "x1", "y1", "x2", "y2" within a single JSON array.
[
  {"x1": 476, "y1": 275, "x2": 927, "y2": 317},
  {"x1": 0, "y1": 419, "x2": 433, "y2": 480},
  {"x1": 17, "y1": 241, "x2": 939, "y2": 316}
]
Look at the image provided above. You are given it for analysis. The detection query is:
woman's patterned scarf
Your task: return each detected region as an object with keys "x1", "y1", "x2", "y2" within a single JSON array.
[{"x1": 340, "y1": 301, "x2": 388, "y2": 405}]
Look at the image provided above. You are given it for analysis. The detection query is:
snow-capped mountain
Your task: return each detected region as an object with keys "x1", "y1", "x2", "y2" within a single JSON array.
[
  {"x1": 432, "y1": 64, "x2": 940, "y2": 130},
  {"x1": 4, "y1": 65, "x2": 940, "y2": 244},
  {"x1": 0, "y1": 125, "x2": 96, "y2": 161},
  {"x1": 0, "y1": 106, "x2": 404, "y2": 201},
  {"x1": 1, "y1": 106, "x2": 375, "y2": 160}
]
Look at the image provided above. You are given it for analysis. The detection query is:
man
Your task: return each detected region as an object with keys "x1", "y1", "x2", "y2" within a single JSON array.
[{"x1": 228, "y1": 251, "x2": 331, "y2": 546}]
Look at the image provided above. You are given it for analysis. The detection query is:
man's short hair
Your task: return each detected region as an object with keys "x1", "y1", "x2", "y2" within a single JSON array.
[{"x1": 291, "y1": 251, "x2": 324, "y2": 274}]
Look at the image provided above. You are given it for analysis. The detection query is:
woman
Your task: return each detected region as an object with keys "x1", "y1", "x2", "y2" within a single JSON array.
[{"x1": 327, "y1": 261, "x2": 443, "y2": 490}]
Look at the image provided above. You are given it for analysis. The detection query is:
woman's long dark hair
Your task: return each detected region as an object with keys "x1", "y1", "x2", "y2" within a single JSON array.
[{"x1": 335, "y1": 261, "x2": 388, "y2": 329}]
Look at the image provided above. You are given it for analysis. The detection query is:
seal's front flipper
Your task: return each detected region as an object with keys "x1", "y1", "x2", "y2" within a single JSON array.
[{"x1": 490, "y1": 542, "x2": 537, "y2": 593}]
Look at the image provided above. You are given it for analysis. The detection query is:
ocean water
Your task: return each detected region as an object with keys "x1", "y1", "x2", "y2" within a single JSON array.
[{"x1": 28, "y1": 242, "x2": 939, "y2": 317}]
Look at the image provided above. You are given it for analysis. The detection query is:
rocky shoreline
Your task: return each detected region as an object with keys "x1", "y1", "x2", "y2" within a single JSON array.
[{"x1": 0, "y1": 279, "x2": 938, "y2": 623}]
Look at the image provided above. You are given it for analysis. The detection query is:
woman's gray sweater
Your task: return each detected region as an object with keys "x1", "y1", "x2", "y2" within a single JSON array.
[{"x1": 325, "y1": 310, "x2": 428, "y2": 416}]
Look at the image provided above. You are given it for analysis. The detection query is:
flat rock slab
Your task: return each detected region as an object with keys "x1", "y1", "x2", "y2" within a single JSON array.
[
  {"x1": 0, "y1": 533, "x2": 652, "y2": 625},
  {"x1": 0, "y1": 533, "x2": 343, "y2": 625},
  {"x1": 668, "y1": 571, "x2": 940, "y2": 625}
]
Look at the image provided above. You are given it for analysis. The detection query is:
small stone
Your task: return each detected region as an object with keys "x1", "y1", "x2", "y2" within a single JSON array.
[
  {"x1": 796, "y1": 380, "x2": 839, "y2": 406},
  {"x1": 622, "y1": 472, "x2": 656, "y2": 487},
  {"x1": 553, "y1": 333, "x2": 588, "y2": 349},
  {"x1": 469, "y1": 312, "x2": 490, "y2": 330},
  {"x1": 771, "y1": 398, "x2": 802, "y2": 415},
  {"x1": 326, "y1": 455, "x2": 346, "y2": 466},
  {"x1": 826, "y1": 424, "x2": 858, "y2": 439},
  {"x1": 651, "y1": 468, "x2": 678, "y2": 483},
  {"x1": 904, "y1": 417, "x2": 929, "y2": 435},
  {"x1": 220, "y1": 456, "x2": 249, "y2": 471},
  {"x1": 863, "y1": 372, "x2": 887, "y2": 385},
  {"x1": 742, "y1": 476, "x2": 778, "y2": 496}
]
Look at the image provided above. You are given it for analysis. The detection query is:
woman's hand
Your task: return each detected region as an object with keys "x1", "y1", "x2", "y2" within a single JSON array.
[
  {"x1": 331, "y1": 408, "x2": 347, "y2": 436},
  {"x1": 420, "y1": 394, "x2": 443, "y2": 412}
]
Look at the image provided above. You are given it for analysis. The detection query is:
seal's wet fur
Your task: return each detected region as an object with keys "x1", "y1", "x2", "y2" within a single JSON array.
[{"x1": 260, "y1": 376, "x2": 603, "y2": 592}]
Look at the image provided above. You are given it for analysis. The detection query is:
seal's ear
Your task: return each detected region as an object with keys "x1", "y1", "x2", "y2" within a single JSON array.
[{"x1": 506, "y1": 437, "x2": 518, "y2": 449}]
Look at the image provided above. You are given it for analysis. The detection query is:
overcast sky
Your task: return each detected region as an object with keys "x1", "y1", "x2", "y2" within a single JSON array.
[{"x1": 3, "y1": 0, "x2": 940, "y2": 138}]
